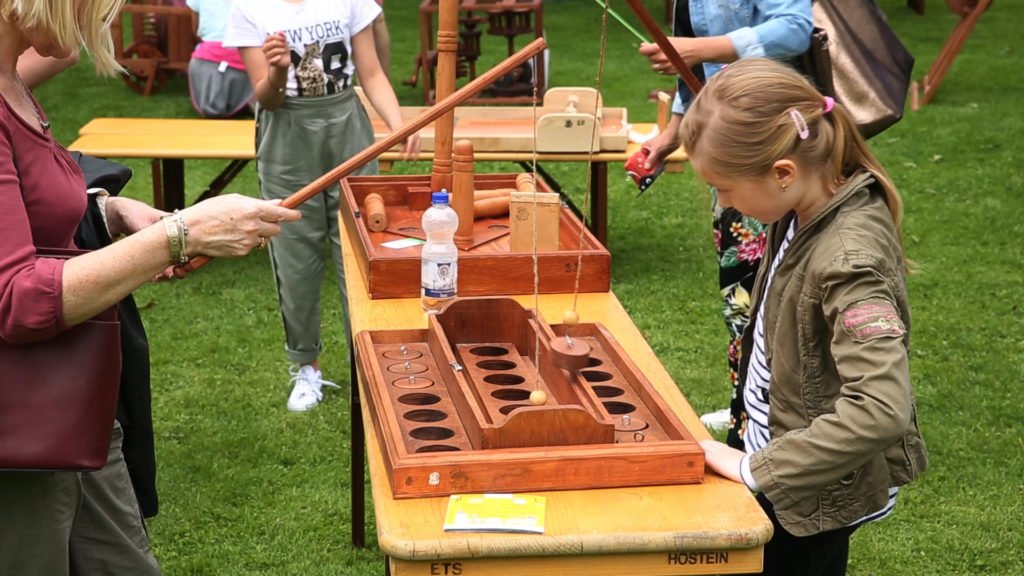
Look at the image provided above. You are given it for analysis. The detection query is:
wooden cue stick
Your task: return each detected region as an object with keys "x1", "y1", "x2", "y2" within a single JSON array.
[
  {"x1": 622, "y1": 0, "x2": 703, "y2": 95},
  {"x1": 185, "y1": 37, "x2": 548, "y2": 271}
]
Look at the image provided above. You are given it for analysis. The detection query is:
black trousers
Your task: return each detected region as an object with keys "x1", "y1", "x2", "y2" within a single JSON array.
[{"x1": 757, "y1": 493, "x2": 859, "y2": 576}]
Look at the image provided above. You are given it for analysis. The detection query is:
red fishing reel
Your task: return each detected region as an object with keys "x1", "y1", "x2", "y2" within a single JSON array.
[{"x1": 624, "y1": 147, "x2": 665, "y2": 195}]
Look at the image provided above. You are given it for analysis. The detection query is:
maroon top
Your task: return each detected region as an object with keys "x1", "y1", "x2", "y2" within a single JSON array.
[{"x1": 0, "y1": 93, "x2": 86, "y2": 343}]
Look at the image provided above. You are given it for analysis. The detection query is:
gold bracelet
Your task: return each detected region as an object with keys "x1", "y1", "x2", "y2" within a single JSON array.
[
  {"x1": 175, "y1": 212, "x2": 189, "y2": 264},
  {"x1": 162, "y1": 210, "x2": 189, "y2": 265},
  {"x1": 163, "y1": 214, "x2": 182, "y2": 265}
]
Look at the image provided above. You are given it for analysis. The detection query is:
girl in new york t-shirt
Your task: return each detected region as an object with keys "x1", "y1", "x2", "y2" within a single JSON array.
[{"x1": 225, "y1": 0, "x2": 418, "y2": 412}]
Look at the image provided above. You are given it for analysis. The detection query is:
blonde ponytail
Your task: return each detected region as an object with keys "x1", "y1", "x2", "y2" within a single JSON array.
[{"x1": 680, "y1": 58, "x2": 907, "y2": 267}]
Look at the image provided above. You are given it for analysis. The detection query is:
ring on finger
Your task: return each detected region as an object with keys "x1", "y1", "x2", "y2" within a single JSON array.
[{"x1": 258, "y1": 236, "x2": 267, "y2": 250}]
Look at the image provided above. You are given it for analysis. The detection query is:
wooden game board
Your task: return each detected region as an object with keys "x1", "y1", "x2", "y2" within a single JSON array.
[
  {"x1": 356, "y1": 298, "x2": 705, "y2": 498},
  {"x1": 340, "y1": 173, "x2": 611, "y2": 299}
]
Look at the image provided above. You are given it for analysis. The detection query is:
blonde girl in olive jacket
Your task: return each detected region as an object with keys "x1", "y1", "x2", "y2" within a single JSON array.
[{"x1": 681, "y1": 58, "x2": 928, "y2": 576}]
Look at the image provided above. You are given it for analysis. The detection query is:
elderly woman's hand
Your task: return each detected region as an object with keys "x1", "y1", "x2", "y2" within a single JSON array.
[
  {"x1": 179, "y1": 194, "x2": 301, "y2": 259},
  {"x1": 106, "y1": 196, "x2": 166, "y2": 236}
]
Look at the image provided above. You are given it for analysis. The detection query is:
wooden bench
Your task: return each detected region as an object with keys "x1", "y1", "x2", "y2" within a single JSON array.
[{"x1": 69, "y1": 117, "x2": 686, "y2": 246}]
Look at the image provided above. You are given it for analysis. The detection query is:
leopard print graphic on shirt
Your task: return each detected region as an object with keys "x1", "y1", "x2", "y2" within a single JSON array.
[{"x1": 293, "y1": 43, "x2": 326, "y2": 97}]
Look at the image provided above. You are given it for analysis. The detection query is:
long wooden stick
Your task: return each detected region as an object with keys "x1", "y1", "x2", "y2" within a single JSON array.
[
  {"x1": 185, "y1": 37, "x2": 548, "y2": 270},
  {"x1": 622, "y1": 0, "x2": 703, "y2": 95}
]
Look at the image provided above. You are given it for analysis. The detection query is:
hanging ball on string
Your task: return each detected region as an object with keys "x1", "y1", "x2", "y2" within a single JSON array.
[
  {"x1": 562, "y1": 309, "x2": 579, "y2": 326},
  {"x1": 529, "y1": 389, "x2": 548, "y2": 406}
]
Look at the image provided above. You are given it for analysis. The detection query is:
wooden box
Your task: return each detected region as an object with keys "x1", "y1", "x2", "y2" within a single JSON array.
[
  {"x1": 509, "y1": 191, "x2": 560, "y2": 252},
  {"x1": 340, "y1": 174, "x2": 611, "y2": 299},
  {"x1": 356, "y1": 298, "x2": 705, "y2": 498}
]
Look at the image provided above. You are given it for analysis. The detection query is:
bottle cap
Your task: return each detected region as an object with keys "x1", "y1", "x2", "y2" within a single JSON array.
[{"x1": 431, "y1": 191, "x2": 450, "y2": 205}]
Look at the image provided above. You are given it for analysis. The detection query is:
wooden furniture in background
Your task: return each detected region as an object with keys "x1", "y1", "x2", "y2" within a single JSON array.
[
  {"x1": 909, "y1": 0, "x2": 992, "y2": 110},
  {"x1": 112, "y1": 0, "x2": 197, "y2": 96},
  {"x1": 409, "y1": 0, "x2": 546, "y2": 105}
]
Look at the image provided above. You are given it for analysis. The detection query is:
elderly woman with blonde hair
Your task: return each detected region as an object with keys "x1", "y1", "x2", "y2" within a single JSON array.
[{"x1": 0, "y1": 0, "x2": 301, "y2": 573}]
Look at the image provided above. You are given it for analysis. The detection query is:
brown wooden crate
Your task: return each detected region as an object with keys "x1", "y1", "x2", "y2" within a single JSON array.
[{"x1": 341, "y1": 174, "x2": 610, "y2": 299}]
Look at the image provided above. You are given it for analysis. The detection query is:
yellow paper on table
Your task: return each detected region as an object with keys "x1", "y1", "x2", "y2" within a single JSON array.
[{"x1": 443, "y1": 493, "x2": 547, "y2": 534}]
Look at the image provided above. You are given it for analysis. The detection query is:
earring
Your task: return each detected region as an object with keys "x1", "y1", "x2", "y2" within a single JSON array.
[{"x1": 780, "y1": 182, "x2": 788, "y2": 193}]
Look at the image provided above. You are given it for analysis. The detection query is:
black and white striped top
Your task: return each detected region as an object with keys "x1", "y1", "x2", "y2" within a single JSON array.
[{"x1": 738, "y1": 219, "x2": 897, "y2": 527}]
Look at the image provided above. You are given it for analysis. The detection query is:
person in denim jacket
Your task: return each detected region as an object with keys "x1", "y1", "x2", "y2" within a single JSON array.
[
  {"x1": 681, "y1": 58, "x2": 927, "y2": 576},
  {"x1": 638, "y1": 0, "x2": 812, "y2": 447}
]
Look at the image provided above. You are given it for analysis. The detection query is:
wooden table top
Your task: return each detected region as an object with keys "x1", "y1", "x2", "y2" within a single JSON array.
[
  {"x1": 70, "y1": 118, "x2": 687, "y2": 164},
  {"x1": 338, "y1": 214, "x2": 769, "y2": 574}
]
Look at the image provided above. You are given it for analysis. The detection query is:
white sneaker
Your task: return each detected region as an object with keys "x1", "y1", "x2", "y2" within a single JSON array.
[
  {"x1": 286, "y1": 365, "x2": 339, "y2": 412},
  {"x1": 700, "y1": 408, "x2": 732, "y2": 431}
]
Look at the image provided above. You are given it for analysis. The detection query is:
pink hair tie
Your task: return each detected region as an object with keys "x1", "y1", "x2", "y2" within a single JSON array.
[{"x1": 823, "y1": 96, "x2": 835, "y2": 113}]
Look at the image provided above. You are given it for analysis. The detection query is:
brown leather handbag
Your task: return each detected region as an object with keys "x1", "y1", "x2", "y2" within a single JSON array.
[
  {"x1": 0, "y1": 248, "x2": 122, "y2": 471},
  {"x1": 810, "y1": 0, "x2": 916, "y2": 139}
]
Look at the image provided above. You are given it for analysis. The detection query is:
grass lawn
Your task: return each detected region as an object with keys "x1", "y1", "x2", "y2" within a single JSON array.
[{"x1": 33, "y1": 0, "x2": 1023, "y2": 574}]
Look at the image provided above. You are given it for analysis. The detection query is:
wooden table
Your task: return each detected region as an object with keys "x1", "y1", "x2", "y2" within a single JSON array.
[
  {"x1": 68, "y1": 118, "x2": 686, "y2": 246},
  {"x1": 338, "y1": 215, "x2": 771, "y2": 575}
]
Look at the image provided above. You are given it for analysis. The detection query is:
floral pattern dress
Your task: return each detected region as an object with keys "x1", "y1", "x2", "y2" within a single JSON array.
[{"x1": 713, "y1": 202, "x2": 766, "y2": 450}]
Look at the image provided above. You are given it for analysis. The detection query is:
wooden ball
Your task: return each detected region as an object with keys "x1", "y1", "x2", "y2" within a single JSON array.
[
  {"x1": 562, "y1": 309, "x2": 579, "y2": 326},
  {"x1": 529, "y1": 389, "x2": 548, "y2": 406}
]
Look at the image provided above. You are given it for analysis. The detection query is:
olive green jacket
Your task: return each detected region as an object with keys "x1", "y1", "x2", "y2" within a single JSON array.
[{"x1": 742, "y1": 172, "x2": 928, "y2": 537}]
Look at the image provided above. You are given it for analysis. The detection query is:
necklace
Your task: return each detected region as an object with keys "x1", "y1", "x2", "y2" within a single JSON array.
[{"x1": 12, "y1": 74, "x2": 50, "y2": 132}]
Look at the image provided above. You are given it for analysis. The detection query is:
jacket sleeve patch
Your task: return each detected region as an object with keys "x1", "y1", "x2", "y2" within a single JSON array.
[{"x1": 840, "y1": 300, "x2": 905, "y2": 342}]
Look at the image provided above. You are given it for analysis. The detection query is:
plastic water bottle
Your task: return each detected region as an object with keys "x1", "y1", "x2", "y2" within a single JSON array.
[{"x1": 421, "y1": 190, "x2": 459, "y2": 313}]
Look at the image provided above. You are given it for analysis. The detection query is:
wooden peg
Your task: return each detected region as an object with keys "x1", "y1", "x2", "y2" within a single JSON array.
[
  {"x1": 430, "y1": 0, "x2": 459, "y2": 194},
  {"x1": 516, "y1": 172, "x2": 537, "y2": 192},
  {"x1": 452, "y1": 139, "x2": 475, "y2": 248},
  {"x1": 474, "y1": 188, "x2": 514, "y2": 201},
  {"x1": 363, "y1": 193, "x2": 387, "y2": 232},
  {"x1": 474, "y1": 195, "x2": 510, "y2": 219}
]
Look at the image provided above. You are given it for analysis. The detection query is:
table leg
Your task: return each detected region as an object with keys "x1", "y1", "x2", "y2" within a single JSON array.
[
  {"x1": 590, "y1": 162, "x2": 608, "y2": 246},
  {"x1": 150, "y1": 160, "x2": 164, "y2": 211},
  {"x1": 195, "y1": 159, "x2": 250, "y2": 204},
  {"x1": 159, "y1": 159, "x2": 186, "y2": 212},
  {"x1": 350, "y1": 339, "x2": 366, "y2": 549}
]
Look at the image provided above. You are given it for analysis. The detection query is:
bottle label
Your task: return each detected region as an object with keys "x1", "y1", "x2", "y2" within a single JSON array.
[{"x1": 421, "y1": 260, "x2": 457, "y2": 298}]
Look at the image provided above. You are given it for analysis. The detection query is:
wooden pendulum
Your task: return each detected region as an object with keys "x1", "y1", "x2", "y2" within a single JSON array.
[{"x1": 550, "y1": 309, "x2": 590, "y2": 371}]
